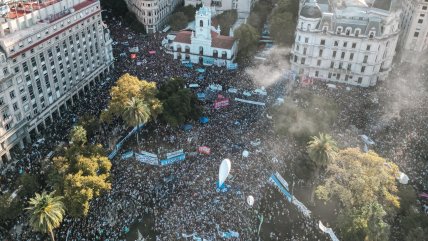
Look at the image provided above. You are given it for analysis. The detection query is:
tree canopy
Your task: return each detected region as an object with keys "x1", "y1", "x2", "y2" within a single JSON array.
[
  {"x1": 214, "y1": 10, "x2": 237, "y2": 35},
  {"x1": 234, "y1": 24, "x2": 260, "y2": 58},
  {"x1": 104, "y1": 74, "x2": 162, "y2": 125},
  {"x1": 315, "y1": 148, "x2": 400, "y2": 240},
  {"x1": 157, "y1": 78, "x2": 202, "y2": 127},
  {"x1": 268, "y1": 0, "x2": 298, "y2": 45},
  {"x1": 170, "y1": 12, "x2": 189, "y2": 31},
  {"x1": 49, "y1": 127, "x2": 112, "y2": 217},
  {"x1": 26, "y1": 191, "x2": 65, "y2": 241}
]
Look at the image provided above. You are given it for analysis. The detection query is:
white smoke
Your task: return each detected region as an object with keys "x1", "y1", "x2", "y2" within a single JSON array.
[{"x1": 245, "y1": 47, "x2": 291, "y2": 87}]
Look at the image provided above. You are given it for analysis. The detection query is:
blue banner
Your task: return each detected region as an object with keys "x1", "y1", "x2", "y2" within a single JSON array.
[
  {"x1": 160, "y1": 153, "x2": 186, "y2": 166},
  {"x1": 121, "y1": 151, "x2": 134, "y2": 160},
  {"x1": 227, "y1": 63, "x2": 238, "y2": 70},
  {"x1": 203, "y1": 57, "x2": 214, "y2": 66},
  {"x1": 135, "y1": 152, "x2": 159, "y2": 165}
]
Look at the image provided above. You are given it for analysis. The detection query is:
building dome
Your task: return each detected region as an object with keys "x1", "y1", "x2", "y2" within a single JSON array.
[{"x1": 300, "y1": 1, "x2": 322, "y2": 19}]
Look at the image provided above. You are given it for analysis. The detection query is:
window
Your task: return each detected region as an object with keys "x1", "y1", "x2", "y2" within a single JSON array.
[
  {"x1": 345, "y1": 29, "x2": 350, "y2": 36},
  {"x1": 320, "y1": 39, "x2": 325, "y2": 45},
  {"x1": 357, "y1": 77, "x2": 363, "y2": 84},
  {"x1": 305, "y1": 38, "x2": 309, "y2": 43},
  {"x1": 369, "y1": 32, "x2": 374, "y2": 38},
  {"x1": 336, "y1": 74, "x2": 340, "y2": 80},
  {"x1": 361, "y1": 66, "x2": 365, "y2": 73},
  {"x1": 355, "y1": 29, "x2": 360, "y2": 37},
  {"x1": 341, "y1": 52, "x2": 345, "y2": 59},
  {"x1": 330, "y1": 61, "x2": 334, "y2": 68},
  {"x1": 13, "y1": 102, "x2": 18, "y2": 111},
  {"x1": 343, "y1": 42, "x2": 348, "y2": 48},
  {"x1": 199, "y1": 20, "x2": 203, "y2": 27},
  {"x1": 366, "y1": 45, "x2": 371, "y2": 51},
  {"x1": 319, "y1": 49, "x2": 323, "y2": 57},
  {"x1": 317, "y1": 59, "x2": 321, "y2": 66},
  {"x1": 301, "y1": 58, "x2": 306, "y2": 64},
  {"x1": 10, "y1": 90, "x2": 15, "y2": 99},
  {"x1": 350, "y1": 53, "x2": 354, "y2": 60},
  {"x1": 303, "y1": 47, "x2": 307, "y2": 55},
  {"x1": 336, "y1": 27, "x2": 342, "y2": 34},
  {"x1": 414, "y1": 32, "x2": 420, "y2": 37},
  {"x1": 333, "y1": 51, "x2": 337, "y2": 58},
  {"x1": 363, "y1": 55, "x2": 368, "y2": 63},
  {"x1": 328, "y1": 72, "x2": 332, "y2": 78},
  {"x1": 315, "y1": 71, "x2": 319, "y2": 77},
  {"x1": 334, "y1": 41, "x2": 338, "y2": 47},
  {"x1": 352, "y1": 43, "x2": 356, "y2": 48},
  {"x1": 423, "y1": 6, "x2": 427, "y2": 10},
  {"x1": 418, "y1": 19, "x2": 423, "y2": 24}
]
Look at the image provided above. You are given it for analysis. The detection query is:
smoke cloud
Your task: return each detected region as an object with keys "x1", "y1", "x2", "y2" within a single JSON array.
[{"x1": 245, "y1": 47, "x2": 291, "y2": 88}]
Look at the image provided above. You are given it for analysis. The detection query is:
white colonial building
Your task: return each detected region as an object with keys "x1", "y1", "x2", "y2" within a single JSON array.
[
  {"x1": 290, "y1": 0, "x2": 401, "y2": 87},
  {"x1": 170, "y1": 6, "x2": 238, "y2": 66},
  {"x1": 0, "y1": 0, "x2": 113, "y2": 164},
  {"x1": 125, "y1": 0, "x2": 184, "y2": 33},
  {"x1": 398, "y1": 0, "x2": 428, "y2": 63}
]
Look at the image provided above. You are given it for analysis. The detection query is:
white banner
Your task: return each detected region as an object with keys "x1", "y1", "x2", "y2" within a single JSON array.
[
  {"x1": 234, "y1": 98, "x2": 266, "y2": 106},
  {"x1": 166, "y1": 149, "x2": 184, "y2": 159}
]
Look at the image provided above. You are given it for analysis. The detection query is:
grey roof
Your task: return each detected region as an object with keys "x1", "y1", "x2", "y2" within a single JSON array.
[
  {"x1": 372, "y1": 0, "x2": 391, "y2": 11},
  {"x1": 300, "y1": 4, "x2": 323, "y2": 18}
]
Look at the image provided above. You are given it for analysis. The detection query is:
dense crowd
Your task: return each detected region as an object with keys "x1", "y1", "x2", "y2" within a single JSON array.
[{"x1": 1, "y1": 13, "x2": 427, "y2": 241}]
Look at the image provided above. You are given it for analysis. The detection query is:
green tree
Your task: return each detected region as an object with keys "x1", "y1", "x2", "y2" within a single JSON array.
[
  {"x1": 25, "y1": 191, "x2": 65, "y2": 241},
  {"x1": 78, "y1": 114, "x2": 101, "y2": 139},
  {"x1": 104, "y1": 74, "x2": 162, "y2": 125},
  {"x1": 214, "y1": 10, "x2": 237, "y2": 35},
  {"x1": 0, "y1": 193, "x2": 23, "y2": 225},
  {"x1": 268, "y1": 0, "x2": 298, "y2": 45},
  {"x1": 269, "y1": 11, "x2": 295, "y2": 45},
  {"x1": 170, "y1": 12, "x2": 188, "y2": 31},
  {"x1": 234, "y1": 24, "x2": 260, "y2": 57},
  {"x1": 316, "y1": 148, "x2": 400, "y2": 240},
  {"x1": 18, "y1": 173, "x2": 41, "y2": 198},
  {"x1": 338, "y1": 202, "x2": 390, "y2": 241},
  {"x1": 307, "y1": 133, "x2": 337, "y2": 169},
  {"x1": 248, "y1": 0, "x2": 273, "y2": 30},
  {"x1": 157, "y1": 78, "x2": 202, "y2": 127},
  {"x1": 122, "y1": 97, "x2": 151, "y2": 145},
  {"x1": 307, "y1": 133, "x2": 337, "y2": 203},
  {"x1": 69, "y1": 125, "x2": 87, "y2": 146},
  {"x1": 52, "y1": 153, "x2": 111, "y2": 217}
]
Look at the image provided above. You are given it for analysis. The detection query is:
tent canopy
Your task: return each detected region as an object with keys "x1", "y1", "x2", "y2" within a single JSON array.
[
  {"x1": 182, "y1": 124, "x2": 193, "y2": 131},
  {"x1": 199, "y1": 117, "x2": 209, "y2": 124}
]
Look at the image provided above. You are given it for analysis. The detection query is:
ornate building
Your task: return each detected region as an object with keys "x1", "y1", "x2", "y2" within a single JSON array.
[
  {"x1": 398, "y1": 0, "x2": 428, "y2": 64},
  {"x1": 170, "y1": 6, "x2": 238, "y2": 66},
  {"x1": 0, "y1": 0, "x2": 113, "y2": 164},
  {"x1": 125, "y1": 0, "x2": 184, "y2": 33},
  {"x1": 290, "y1": 0, "x2": 401, "y2": 87}
]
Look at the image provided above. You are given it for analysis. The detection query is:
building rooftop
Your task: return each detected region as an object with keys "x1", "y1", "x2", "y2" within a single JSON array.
[{"x1": 174, "y1": 30, "x2": 235, "y2": 49}]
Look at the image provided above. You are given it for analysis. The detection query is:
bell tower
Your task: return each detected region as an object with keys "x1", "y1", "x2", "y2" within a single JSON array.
[{"x1": 194, "y1": 6, "x2": 212, "y2": 40}]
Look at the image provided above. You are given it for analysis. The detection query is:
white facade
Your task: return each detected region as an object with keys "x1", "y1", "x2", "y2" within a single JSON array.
[
  {"x1": 185, "y1": 0, "x2": 257, "y2": 18},
  {"x1": 170, "y1": 6, "x2": 237, "y2": 66},
  {"x1": 126, "y1": 0, "x2": 184, "y2": 33},
  {"x1": 290, "y1": 0, "x2": 401, "y2": 87},
  {"x1": 398, "y1": 0, "x2": 428, "y2": 63},
  {"x1": 0, "y1": 0, "x2": 113, "y2": 164}
]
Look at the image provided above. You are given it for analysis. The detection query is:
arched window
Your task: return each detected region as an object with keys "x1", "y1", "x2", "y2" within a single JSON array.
[
  {"x1": 200, "y1": 20, "x2": 203, "y2": 27},
  {"x1": 369, "y1": 31, "x2": 374, "y2": 39}
]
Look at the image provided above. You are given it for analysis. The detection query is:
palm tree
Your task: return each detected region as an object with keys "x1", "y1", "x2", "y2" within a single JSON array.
[
  {"x1": 26, "y1": 191, "x2": 65, "y2": 241},
  {"x1": 307, "y1": 133, "x2": 338, "y2": 203},
  {"x1": 307, "y1": 133, "x2": 338, "y2": 169},
  {"x1": 122, "y1": 97, "x2": 151, "y2": 145}
]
